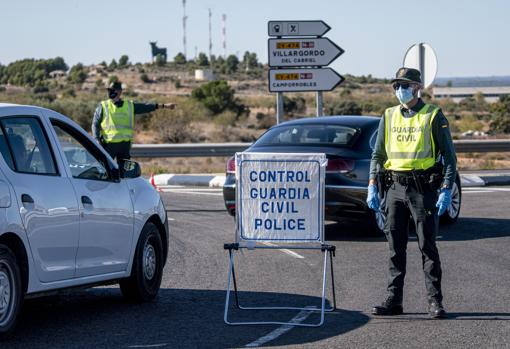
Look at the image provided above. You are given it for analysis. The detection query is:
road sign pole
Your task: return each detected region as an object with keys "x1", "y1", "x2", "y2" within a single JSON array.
[
  {"x1": 316, "y1": 92, "x2": 324, "y2": 117},
  {"x1": 418, "y1": 42, "x2": 425, "y2": 98},
  {"x1": 276, "y1": 92, "x2": 284, "y2": 124}
]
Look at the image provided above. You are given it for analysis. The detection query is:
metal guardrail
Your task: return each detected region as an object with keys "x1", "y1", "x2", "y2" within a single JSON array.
[{"x1": 131, "y1": 140, "x2": 510, "y2": 158}]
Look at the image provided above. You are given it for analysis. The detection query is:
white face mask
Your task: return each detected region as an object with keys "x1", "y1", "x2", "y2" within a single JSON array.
[{"x1": 395, "y1": 86, "x2": 415, "y2": 104}]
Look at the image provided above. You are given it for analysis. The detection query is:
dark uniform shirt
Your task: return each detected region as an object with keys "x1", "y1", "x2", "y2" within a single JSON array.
[
  {"x1": 91, "y1": 99, "x2": 159, "y2": 142},
  {"x1": 369, "y1": 99, "x2": 457, "y2": 189}
]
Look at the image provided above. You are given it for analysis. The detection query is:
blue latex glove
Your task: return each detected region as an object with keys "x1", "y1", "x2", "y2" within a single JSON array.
[
  {"x1": 367, "y1": 184, "x2": 380, "y2": 212},
  {"x1": 436, "y1": 188, "x2": 452, "y2": 216}
]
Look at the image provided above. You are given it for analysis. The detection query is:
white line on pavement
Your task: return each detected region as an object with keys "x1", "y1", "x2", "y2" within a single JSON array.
[
  {"x1": 262, "y1": 242, "x2": 305, "y2": 259},
  {"x1": 462, "y1": 190, "x2": 494, "y2": 194},
  {"x1": 167, "y1": 218, "x2": 175, "y2": 221},
  {"x1": 244, "y1": 309, "x2": 314, "y2": 348}
]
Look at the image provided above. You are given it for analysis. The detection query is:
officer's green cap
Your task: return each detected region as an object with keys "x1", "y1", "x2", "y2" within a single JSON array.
[
  {"x1": 107, "y1": 81, "x2": 123, "y2": 90},
  {"x1": 391, "y1": 67, "x2": 422, "y2": 84}
]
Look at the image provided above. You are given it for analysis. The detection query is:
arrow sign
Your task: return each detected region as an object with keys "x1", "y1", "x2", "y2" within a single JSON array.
[
  {"x1": 268, "y1": 68, "x2": 344, "y2": 92},
  {"x1": 268, "y1": 38, "x2": 344, "y2": 67},
  {"x1": 268, "y1": 20, "x2": 331, "y2": 37}
]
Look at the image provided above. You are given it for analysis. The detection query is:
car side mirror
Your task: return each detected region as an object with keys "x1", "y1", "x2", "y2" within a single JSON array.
[{"x1": 121, "y1": 160, "x2": 141, "y2": 179}]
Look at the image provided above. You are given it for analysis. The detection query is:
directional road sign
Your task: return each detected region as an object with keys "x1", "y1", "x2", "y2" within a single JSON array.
[
  {"x1": 268, "y1": 68, "x2": 344, "y2": 92},
  {"x1": 403, "y1": 43, "x2": 438, "y2": 89},
  {"x1": 268, "y1": 38, "x2": 344, "y2": 67},
  {"x1": 268, "y1": 20, "x2": 331, "y2": 37}
]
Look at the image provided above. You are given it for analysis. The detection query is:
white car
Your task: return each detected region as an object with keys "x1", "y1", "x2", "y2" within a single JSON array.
[{"x1": 0, "y1": 103, "x2": 169, "y2": 335}]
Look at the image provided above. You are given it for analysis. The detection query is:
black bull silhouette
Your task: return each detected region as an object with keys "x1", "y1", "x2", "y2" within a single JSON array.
[{"x1": 149, "y1": 41, "x2": 167, "y2": 62}]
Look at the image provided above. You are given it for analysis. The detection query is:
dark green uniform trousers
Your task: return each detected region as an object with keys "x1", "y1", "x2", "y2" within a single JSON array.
[
  {"x1": 102, "y1": 141, "x2": 131, "y2": 169},
  {"x1": 384, "y1": 179, "x2": 443, "y2": 302}
]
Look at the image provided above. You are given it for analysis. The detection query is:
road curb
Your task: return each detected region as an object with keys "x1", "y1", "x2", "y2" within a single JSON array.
[
  {"x1": 151, "y1": 173, "x2": 510, "y2": 188},
  {"x1": 153, "y1": 174, "x2": 226, "y2": 187}
]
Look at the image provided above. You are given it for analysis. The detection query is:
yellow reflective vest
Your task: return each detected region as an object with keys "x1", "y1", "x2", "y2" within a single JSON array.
[
  {"x1": 384, "y1": 103, "x2": 440, "y2": 171},
  {"x1": 100, "y1": 99, "x2": 134, "y2": 143}
]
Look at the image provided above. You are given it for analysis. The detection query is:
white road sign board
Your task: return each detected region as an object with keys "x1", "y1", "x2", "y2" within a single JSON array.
[
  {"x1": 268, "y1": 68, "x2": 344, "y2": 92},
  {"x1": 236, "y1": 152, "x2": 326, "y2": 242},
  {"x1": 268, "y1": 20, "x2": 331, "y2": 37},
  {"x1": 403, "y1": 43, "x2": 438, "y2": 88},
  {"x1": 268, "y1": 38, "x2": 344, "y2": 67}
]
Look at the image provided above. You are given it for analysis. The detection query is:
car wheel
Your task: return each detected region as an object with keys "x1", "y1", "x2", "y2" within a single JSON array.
[
  {"x1": 440, "y1": 176, "x2": 462, "y2": 225},
  {"x1": 0, "y1": 245, "x2": 23, "y2": 336},
  {"x1": 120, "y1": 223, "x2": 163, "y2": 302}
]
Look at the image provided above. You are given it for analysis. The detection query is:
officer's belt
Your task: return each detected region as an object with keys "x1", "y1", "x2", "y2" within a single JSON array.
[{"x1": 389, "y1": 169, "x2": 435, "y2": 186}]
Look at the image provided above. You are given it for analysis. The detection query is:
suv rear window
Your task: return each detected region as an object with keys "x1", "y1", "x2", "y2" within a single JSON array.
[{"x1": 255, "y1": 124, "x2": 359, "y2": 147}]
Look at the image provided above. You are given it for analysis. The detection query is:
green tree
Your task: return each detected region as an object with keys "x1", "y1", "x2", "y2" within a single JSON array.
[
  {"x1": 490, "y1": 95, "x2": 510, "y2": 134},
  {"x1": 0, "y1": 57, "x2": 68, "y2": 86},
  {"x1": 283, "y1": 96, "x2": 306, "y2": 115},
  {"x1": 191, "y1": 80, "x2": 245, "y2": 116},
  {"x1": 108, "y1": 59, "x2": 118, "y2": 71},
  {"x1": 174, "y1": 52, "x2": 187, "y2": 65},
  {"x1": 242, "y1": 51, "x2": 259, "y2": 70},
  {"x1": 155, "y1": 54, "x2": 166, "y2": 67},
  {"x1": 225, "y1": 55, "x2": 239, "y2": 74},
  {"x1": 118, "y1": 55, "x2": 130, "y2": 67},
  {"x1": 68, "y1": 63, "x2": 87, "y2": 84},
  {"x1": 196, "y1": 52, "x2": 209, "y2": 66}
]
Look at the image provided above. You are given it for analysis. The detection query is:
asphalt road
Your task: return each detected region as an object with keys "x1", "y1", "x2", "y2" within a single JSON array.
[{"x1": 4, "y1": 186, "x2": 510, "y2": 348}]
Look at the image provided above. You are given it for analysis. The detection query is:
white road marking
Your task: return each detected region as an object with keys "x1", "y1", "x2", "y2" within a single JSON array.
[
  {"x1": 167, "y1": 217, "x2": 175, "y2": 221},
  {"x1": 244, "y1": 309, "x2": 314, "y2": 348},
  {"x1": 462, "y1": 187, "x2": 510, "y2": 194},
  {"x1": 128, "y1": 344, "x2": 168, "y2": 348},
  {"x1": 262, "y1": 242, "x2": 305, "y2": 259}
]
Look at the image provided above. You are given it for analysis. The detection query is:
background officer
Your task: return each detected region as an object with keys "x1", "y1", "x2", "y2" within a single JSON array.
[
  {"x1": 367, "y1": 67, "x2": 457, "y2": 319},
  {"x1": 91, "y1": 81, "x2": 176, "y2": 167}
]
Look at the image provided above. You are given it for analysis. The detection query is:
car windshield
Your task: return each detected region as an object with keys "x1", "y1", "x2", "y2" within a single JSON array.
[{"x1": 255, "y1": 124, "x2": 359, "y2": 147}]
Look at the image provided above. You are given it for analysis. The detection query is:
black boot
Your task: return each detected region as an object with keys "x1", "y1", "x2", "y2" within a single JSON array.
[
  {"x1": 428, "y1": 300, "x2": 446, "y2": 319},
  {"x1": 372, "y1": 297, "x2": 403, "y2": 316}
]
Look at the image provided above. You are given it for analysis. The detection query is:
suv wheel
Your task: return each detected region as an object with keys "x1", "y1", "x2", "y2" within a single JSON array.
[
  {"x1": 120, "y1": 223, "x2": 163, "y2": 302},
  {"x1": 0, "y1": 245, "x2": 23, "y2": 336}
]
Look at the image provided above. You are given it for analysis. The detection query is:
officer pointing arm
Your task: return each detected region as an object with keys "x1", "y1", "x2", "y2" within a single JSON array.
[
  {"x1": 91, "y1": 81, "x2": 176, "y2": 167},
  {"x1": 366, "y1": 67, "x2": 457, "y2": 319}
]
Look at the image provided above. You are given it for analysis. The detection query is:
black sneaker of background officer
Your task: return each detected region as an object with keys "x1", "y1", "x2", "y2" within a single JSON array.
[
  {"x1": 366, "y1": 67, "x2": 457, "y2": 319},
  {"x1": 91, "y1": 81, "x2": 176, "y2": 168}
]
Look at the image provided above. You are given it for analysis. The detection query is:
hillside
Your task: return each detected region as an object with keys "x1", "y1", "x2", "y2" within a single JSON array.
[{"x1": 1, "y1": 56, "x2": 509, "y2": 173}]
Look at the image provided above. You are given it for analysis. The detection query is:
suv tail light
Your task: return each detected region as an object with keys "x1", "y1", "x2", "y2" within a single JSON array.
[
  {"x1": 226, "y1": 156, "x2": 236, "y2": 174},
  {"x1": 326, "y1": 158, "x2": 354, "y2": 174}
]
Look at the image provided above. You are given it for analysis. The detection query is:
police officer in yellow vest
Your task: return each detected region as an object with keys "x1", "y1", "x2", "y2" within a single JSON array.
[
  {"x1": 367, "y1": 68, "x2": 457, "y2": 319},
  {"x1": 92, "y1": 81, "x2": 175, "y2": 167}
]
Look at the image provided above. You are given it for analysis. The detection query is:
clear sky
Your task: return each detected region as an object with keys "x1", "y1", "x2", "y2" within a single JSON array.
[{"x1": 1, "y1": 0, "x2": 508, "y2": 78}]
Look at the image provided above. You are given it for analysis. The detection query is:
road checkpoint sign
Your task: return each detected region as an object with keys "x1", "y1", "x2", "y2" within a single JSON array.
[
  {"x1": 268, "y1": 20, "x2": 331, "y2": 37},
  {"x1": 268, "y1": 38, "x2": 344, "y2": 67},
  {"x1": 268, "y1": 68, "x2": 345, "y2": 92},
  {"x1": 236, "y1": 152, "x2": 327, "y2": 243},
  {"x1": 224, "y1": 151, "x2": 335, "y2": 327}
]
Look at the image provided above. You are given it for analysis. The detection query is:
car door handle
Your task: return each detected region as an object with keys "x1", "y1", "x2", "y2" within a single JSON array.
[
  {"x1": 81, "y1": 196, "x2": 93, "y2": 205},
  {"x1": 21, "y1": 194, "x2": 34, "y2": 204}
]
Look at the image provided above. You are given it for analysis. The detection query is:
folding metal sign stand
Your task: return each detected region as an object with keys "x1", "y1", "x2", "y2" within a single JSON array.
[
  {"x1": 223, "y1": 152, "x2": 336, "y2": 327},
  {"x1": 223, "y1": 243, "x2": 337, "y2": 327}
]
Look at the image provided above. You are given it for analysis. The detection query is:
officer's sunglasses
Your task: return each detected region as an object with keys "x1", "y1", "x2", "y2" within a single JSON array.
[{"x1": 392, "y1": 82, "x2": 415, "y2": 90}]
